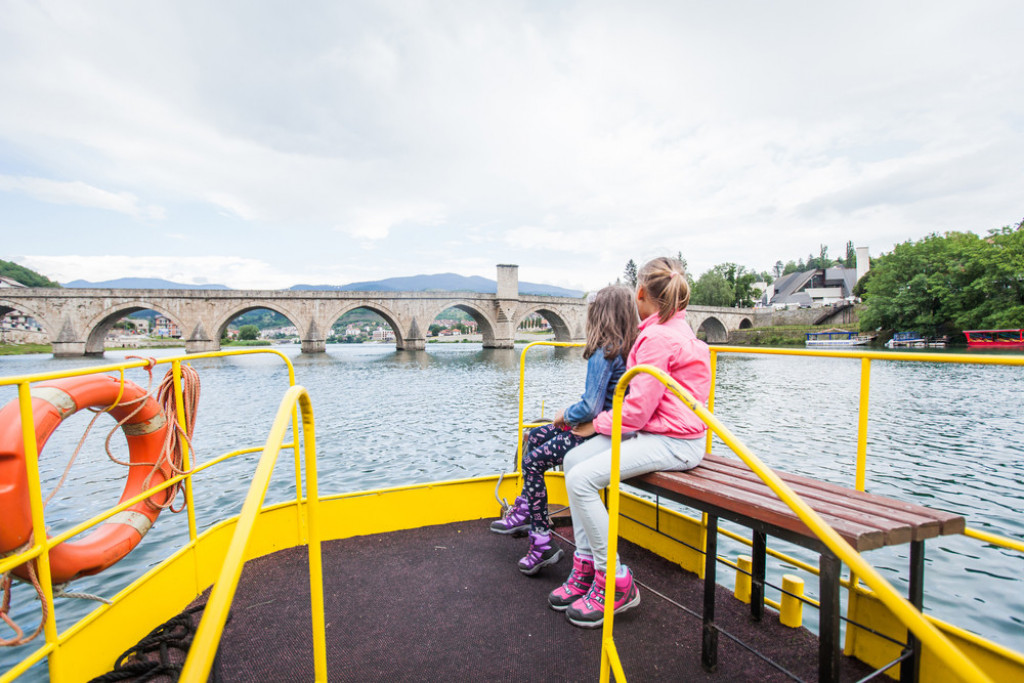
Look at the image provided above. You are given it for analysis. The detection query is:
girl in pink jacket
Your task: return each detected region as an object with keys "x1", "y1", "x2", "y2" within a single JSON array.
[{"x1": 548, "y1": 256, "x2": 711, "y2": 628}]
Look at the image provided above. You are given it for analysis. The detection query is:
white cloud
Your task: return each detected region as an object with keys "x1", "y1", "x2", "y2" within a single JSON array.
[
  {"x1": 2, "y1": 3, "x2": 1023, "y2": 291},
  {"x1": 20, "y1": 255, "x2": 298, "y2": 290},
  {"x1": 0, "y1": 174, "x2": 164, "y2": 220}
]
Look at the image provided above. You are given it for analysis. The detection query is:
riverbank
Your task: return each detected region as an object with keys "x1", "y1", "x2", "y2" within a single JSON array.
[
  {"x1": 0, "y1": 343, "x2": 51, "y2": 356},
  {"x1": 725, "y1": 324, "x2": 833, "y2": 346}
]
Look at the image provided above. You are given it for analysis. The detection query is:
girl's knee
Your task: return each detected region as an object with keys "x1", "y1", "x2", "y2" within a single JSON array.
[{"x1": 565, "y1": 467, "x2": 599, "y2": 499}]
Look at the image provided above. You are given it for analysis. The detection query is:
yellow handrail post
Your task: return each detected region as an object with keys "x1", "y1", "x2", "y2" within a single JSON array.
[
  {"x1": 179, "y1": 386, "x2": 327, "y2": 682},
  {"x1": 706, "y1": 349, "x2": 717, "y2": 454},
  {"x1": 299, "y1": 394, "x2": 328, "y2": 681},
  {"x1": 855, "y1": 357, "x2": 871, "y2": 491},
  {"x1": 600, "y1": 377, "x2": 628, "y2": 683},
  {"x1": 16, "y1": 382, "x2": 61, "y2": 681}
]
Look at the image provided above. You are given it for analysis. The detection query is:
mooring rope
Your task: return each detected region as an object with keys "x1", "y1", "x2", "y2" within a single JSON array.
[
  {"x1": 87, "y1": 603, "x2": 221, "y2": 683},
  {"x1": 1, "y1": 360, "x2": 200, "y2": 647}
]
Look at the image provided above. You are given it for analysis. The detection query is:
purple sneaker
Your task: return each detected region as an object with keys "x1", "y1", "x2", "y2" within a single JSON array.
[
  {"x1": 565, "y1": 567, "x2": 641, "y2": 628},
  {"x1": 547, "y1": 553, "x2": 595, "y2": 611},
  {"x1": 518, "y1": 532, "x2": 563, "y2": 575},
  {"x1": 490, "y1": 496, "x2": 529, "y2": 536}
]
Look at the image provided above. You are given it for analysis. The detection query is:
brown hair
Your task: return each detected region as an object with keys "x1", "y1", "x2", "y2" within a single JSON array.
[
  {"x1": 584, "y1": 284, "x2": 639, "y2": 361},
  {"x1": 638, "y1": 257, "x2": 690, "y2": 324}
]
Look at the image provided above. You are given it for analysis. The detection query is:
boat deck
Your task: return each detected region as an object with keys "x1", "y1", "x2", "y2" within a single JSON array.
[{"x1": 192, "y1": 520, "x2": 875, "y2": 682}]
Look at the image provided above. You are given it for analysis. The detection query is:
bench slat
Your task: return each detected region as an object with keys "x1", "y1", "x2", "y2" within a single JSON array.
[
  {"x1": 633, "y1": 455, "x2": 966, "y2": 552},
  {"x1": 640, "y1": 470, "x2": 890, "y2": 551},
  {"x1": 698, "y1": 455, "x2": 965, "y2": 536},
  {"x1": 685, "y1": 467, "x2": 919, "y2": 546},
  {"x1": 691, "y1": 460, "x2": 945, "y2": 540}
]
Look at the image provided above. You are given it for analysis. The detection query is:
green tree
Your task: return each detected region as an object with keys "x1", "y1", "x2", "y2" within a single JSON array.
[
  {"x1": 624, "y1": 259, "x2": 638, "y2": 288},
  {"x1": 844, "y1": 241, "x2": 856, "y2": 268},
  {"x1": 238, "y1": 324, "x2": 260, "y2": 340},
  {"x1": 860, "y1": 226, "x2": 1024, "y2": 335},
  {"x1": 691, "y1": 270, "x2": 734, "y2": 307}
]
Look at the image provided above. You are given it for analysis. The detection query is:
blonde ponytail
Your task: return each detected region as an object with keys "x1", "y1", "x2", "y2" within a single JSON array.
[{"x1": 638, "y1": 257, "x2": 689, "y2": 323}]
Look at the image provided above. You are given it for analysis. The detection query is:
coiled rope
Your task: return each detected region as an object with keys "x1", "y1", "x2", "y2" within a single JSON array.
[
  {"x1": 87, "y1": 603, "x2": 223, "y2": 683},
  {"x1": 1, "y1": 359, "x2": 200, "y2": 647}
]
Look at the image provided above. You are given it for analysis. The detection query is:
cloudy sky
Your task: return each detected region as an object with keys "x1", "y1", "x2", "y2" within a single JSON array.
[{"x1": 2, "y1": 1, "x2": 1022, "y2": 291}]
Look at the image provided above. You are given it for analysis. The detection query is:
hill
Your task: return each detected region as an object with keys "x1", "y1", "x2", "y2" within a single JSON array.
[
  {"x1": 60, "y1": 272, "x2": 584, "y2": 297},
  {"x1": 63, "y1": 278, "x2": 230, "y2": 289},
  {"x1": 291, "y1": 272, "x2": 584, "y2": 298},
  {"x1": 0, "y1": 259, "x2": 61, "y2": 288}
]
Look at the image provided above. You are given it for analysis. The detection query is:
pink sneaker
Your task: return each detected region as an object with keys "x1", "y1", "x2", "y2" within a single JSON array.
[
  {"x1": 547, "y1": 553, "x2": 595, "y2": 611},
  {"x1": 565, "y1": 567, "x2": 641, "y2": 628}
]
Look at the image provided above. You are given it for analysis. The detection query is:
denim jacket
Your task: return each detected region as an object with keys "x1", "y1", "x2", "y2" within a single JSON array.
[{"x1": 563, "y1": 349, "x2": 628, "y2": 427}]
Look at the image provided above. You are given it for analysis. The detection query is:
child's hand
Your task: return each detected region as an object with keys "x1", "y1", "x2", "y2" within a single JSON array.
[
  {"x1": 553, "y1": 410, "x2": 565, "y2": 427},
  {"x1": 571, "y1": 422, "x2": 596, "y2": 437}
]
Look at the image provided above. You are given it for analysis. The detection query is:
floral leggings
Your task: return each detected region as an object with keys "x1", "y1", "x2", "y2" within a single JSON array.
[{"x1": 522, "y1": 423, "x2": 590, "y2": 533}]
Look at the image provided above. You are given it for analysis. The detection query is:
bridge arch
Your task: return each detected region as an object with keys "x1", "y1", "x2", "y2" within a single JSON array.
[
  {"x1": 326, "y1": 301, "x2": 408, "y2": 347},
  {"x1": 213, "y1": 302, "x2": 304, "y2": 345},
  {"x1": 425, "y1": 300, "x2": 498, "y2": 346},
  {"x1": 0, "y1": 297, "x2": 56, "y2": 343},
  {"x1": 696, "y1": 316, "x2": 728, "y2": 344},
  {"x1": 82, "y1": 301, "x2": 187, "y2": 356},
  {"x1": 738, "y1": 317, "x2": 753, "y2": 329},
  {"x1": 514, "y1": 304, "x2": 576, "y2": 342}
]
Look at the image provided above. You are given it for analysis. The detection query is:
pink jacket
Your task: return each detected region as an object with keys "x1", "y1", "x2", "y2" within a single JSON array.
[{"x1": 592, "y1": 310, "x2": 711, "y2": 438}]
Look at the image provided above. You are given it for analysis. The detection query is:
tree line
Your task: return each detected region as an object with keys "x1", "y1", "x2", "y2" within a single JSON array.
[{"x1": 857, "y1": 221, "x2": 1024, "y2": 336}]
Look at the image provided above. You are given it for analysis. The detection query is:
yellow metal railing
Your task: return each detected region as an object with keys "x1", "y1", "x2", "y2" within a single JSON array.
[
  {"x1": 707, "y1": 346, "x2": 1024, "y2": 555},
  {"x1": 599, "y1": 365, "x2": 993, "y2": 683},
  {"x1": 180, "y1": 384, "x2": 326, "y2": 681},
  {"x1": 0, "y1": 348, "x2": 303, "y2": 683},
  {"x1": 516, "y1": 341, "x2": 585, "y2": 471},
  {"x1": 515, "y1": 341, "x2": 1018, "y2": 682}
]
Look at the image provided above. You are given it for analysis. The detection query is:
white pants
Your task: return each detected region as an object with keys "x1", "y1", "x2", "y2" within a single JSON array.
[{"x1": 563, "y1": 432, "x2": 705, "y2": 573}]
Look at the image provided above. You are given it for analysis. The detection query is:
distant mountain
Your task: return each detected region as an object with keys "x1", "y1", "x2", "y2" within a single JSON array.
[
  {"x1": 61, "y1": 273, "x2": 584, "y2": 297},
  {"x1": 291, "y1": 272, "x2": 584, "y2": 298},
  {"x1": 63, "y1": 278, "x2": 230, "y2": 289}
]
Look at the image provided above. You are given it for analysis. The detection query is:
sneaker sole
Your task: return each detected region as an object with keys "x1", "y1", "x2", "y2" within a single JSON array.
[
  {"x1": 489, "y1": 524, "x2": 529, "y2": 537},
  {"x1": 519, "y1": 547, "x2": 564, "y2": 576},
  {"x1": 547, "y1": 597, "x2": 578, "y2": 612},
  {"x1": 565, "y1": 591, "x2": 641, "y2": 628}
]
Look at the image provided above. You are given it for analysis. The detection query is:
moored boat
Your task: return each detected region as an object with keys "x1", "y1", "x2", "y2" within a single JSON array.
[
  {"x1": 964, "y1": 329, "x2": 1024, "y2": 347},
  {"x1": 805, "y1": 329, "x2": 873, "y2": 347},
  {"x1": 1, "y1": 345, "x2": 1023, "y2": 682}
]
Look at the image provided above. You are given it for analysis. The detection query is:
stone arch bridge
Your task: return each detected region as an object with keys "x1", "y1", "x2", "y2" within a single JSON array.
[{"x1": 0, "y1": 265, "x2": 756, "y2": 356}]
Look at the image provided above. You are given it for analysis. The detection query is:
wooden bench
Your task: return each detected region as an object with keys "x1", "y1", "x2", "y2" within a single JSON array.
[{"x1": 628, "y1": 454, "x2": 965, "y2": 683}]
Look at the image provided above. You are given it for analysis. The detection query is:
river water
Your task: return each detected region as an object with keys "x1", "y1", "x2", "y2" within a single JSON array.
[{"x1": 1, "y1": 343, "x2": 1022, "y2": 676}]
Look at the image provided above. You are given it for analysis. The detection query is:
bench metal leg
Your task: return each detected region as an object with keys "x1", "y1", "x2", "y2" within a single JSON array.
[
  {"x1": 702, "y1": 514, "x2": 719, "y2": 672},
  {"x1": 819, "y1": 552, "x2": 841, "y2": 683},
  {"x1": 751, "y1": 531, "x2": 766, "y2": 622},
  {"x1": 901, "y1": 540, "x2": 925, "y2": 683}
]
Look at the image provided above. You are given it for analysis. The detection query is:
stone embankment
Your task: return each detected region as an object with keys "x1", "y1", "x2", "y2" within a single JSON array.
[{"x1": 727, "y1": 304, "x2": 863, "y2": 346}]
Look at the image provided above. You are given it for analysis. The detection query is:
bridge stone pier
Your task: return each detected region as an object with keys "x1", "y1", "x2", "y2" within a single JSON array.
[
  {"x1": 0, "y1": 265, "x2": 762, "y2": 357},
  {"x1": 0, "y1": 265, "x2": 595, "y2": 356}
]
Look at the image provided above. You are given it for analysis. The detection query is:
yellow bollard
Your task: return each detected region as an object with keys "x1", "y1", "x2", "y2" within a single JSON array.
[
  {"x1": 734, "y1": 555, "x2": 752, "y2": 603},
  {"x1": 780, "y1": 574, "x2": 804, "y2": 628}
]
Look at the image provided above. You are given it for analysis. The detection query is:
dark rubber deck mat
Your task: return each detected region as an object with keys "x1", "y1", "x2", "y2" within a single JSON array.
[{"x1": 213, "y1": 521, "x2": 875, "y2": 682}]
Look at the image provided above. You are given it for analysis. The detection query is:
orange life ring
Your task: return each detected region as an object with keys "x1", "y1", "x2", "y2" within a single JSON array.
[{"x1": 0, "y1": 374, "x2": 173, "y2": 584}]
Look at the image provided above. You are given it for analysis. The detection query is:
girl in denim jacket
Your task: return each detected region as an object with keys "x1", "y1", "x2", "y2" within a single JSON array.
[
  {"x1": 550, "y1": 257, "x2": 711, "y2": 628},
  {"x1": 490, "y1": 285, "x2": 638, "y2": 576}
]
